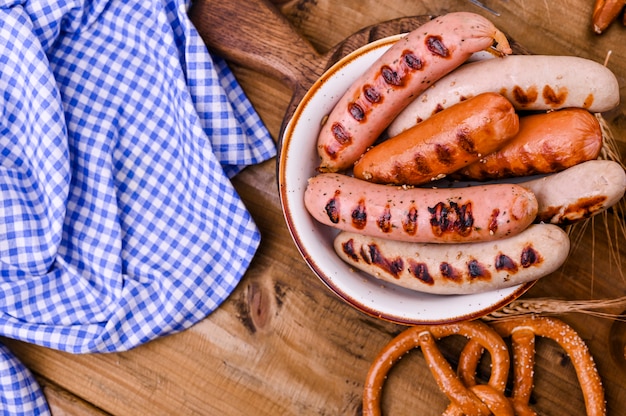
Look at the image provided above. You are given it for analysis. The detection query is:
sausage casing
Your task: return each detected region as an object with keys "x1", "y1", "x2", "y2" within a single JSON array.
[
  {"x1": 520, "y1": 159, "x2": 626, "y2": 224},
  {"x1": 304, "y1": 173, "x2": 538, "y2": 243},
  {"x1": 353, "y1": 93, "x2": 519, "y2": 185},
  {"x1": 456, "y1": 108, "x2": 603, "y2": 181},
  {"x1": 333, "y1": 224, "x2": 570, "y2": 295},
  {"x1": 388, "y1": 55, "x2": 620, "y2": 137}
]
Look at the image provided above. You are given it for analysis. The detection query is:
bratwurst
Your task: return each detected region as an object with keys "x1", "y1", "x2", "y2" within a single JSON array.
[
  {"x1": 353, "y1": 92, "x2": 519, "y2": 186},
  {"x1": 334, "y1": 224, "x2": 569, "y2": 295},
  {"x1": 456, "y1": 108, "x2": 603, "y2": 180},
  {"x1": 304, "y1": 173, "x2": 538, "y2": 243}
]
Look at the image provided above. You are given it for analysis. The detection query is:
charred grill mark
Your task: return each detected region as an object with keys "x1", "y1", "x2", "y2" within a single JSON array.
[
  {"x1": 402, "y1": 205, "x2": 418, "y2": 235},
  {"x1": 324, "y1": 123, "x2": 352, "y2": 159},
  {"x1": 414, "y1": 153, "x2": 432, "y2": 175},
  {"x1": 381, "y1": 65, "x2": 403, "y2": 86},
  {"x1": 440, "y1": 262, "x2": 461, "y2": 281},
  {"x1": 498, "y1": 168, "x2": 515, "y2": 179},
  {"x1": 562, "y1": 195, "x2": 607, "y2": 223},
  {"x1": 360, "y1": 246, "x2": 370, "y2": 264},
  {"x1": 326, "y1": 123, "x2": 352, "y2": 158},
  {"x1": 549, "y1": 160, "x2": 567, "y2": 172},
  {"x1": 402, "y1": 50, "x2": 423, "y2": 70},
  {"x1": 539, "y1": 196, "x2": 609, "y2": 224},
  {"x1": 454, "y1": 202, "x2": 474, "y2": 233},
  {"x1": 331, "y1": 122, "x2": 351, "y2": 144},
  {"x1": 428, "y1": 201, "x2": 474, "y2": 237},
  {"x1": 426, "y1": 35, "x2": 449, "y2": 57},
  {"x1": 535, "y1": 206, "x2": 561, "y2": 223},
  {"x1": 408, "y1": 260, "x2": 433, "y2": 284},
  {"x1": 348, "y1": 102, "x2": 365, "y2": 121},
  {"x1": 467, "y1": 259, "x2": 491, "y2": 280},
  {"x1": 432, "y1": 103, "x2": 445, "y2": 115},
  {"x1": 495, "y1": 253, "x2": 518, "y2": 272},
  {"x1": 539, "y1": 142, "x2": 567, "y2": 171},
  {"x1": 367, "y1": 244, "x2": 404, "y2": 278},
  {"x1": 324, "y1": 190, "x2": 341, "y2": 223},
  {"x1": 520, "y1": 245, "x2": 542, "y2": 268},
  {"x1": 489, "y1": 209, "x2": 500, "y2": 234},
  {"x1": 511, "y1": 85, "x2": 538, "y2": 107},
  {"x1": 341, "y1": 239, "x2": 359, "y2": 262},
  {"x1": 542, "y1": 85, "x2": 568, "y2": 106},
  {"x1": 351, "y1": 198, "x2": 367, "y2": 229},
  {"x1": 363, "y1": 85, "x2": 382, "y2": 103},
  {"x1": 377, "y1": 205, "x2": 393, "y2": 233},
  {"x1": 456, "y1": 127, "x2": 476, "y2": 154},
  {"x1": 435, "y1": 143, "x2": 454, "y2": 166}
]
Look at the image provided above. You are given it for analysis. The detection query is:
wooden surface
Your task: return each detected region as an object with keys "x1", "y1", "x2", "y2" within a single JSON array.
[{"x1": 3, "y1": 0, "x2": 626, "y2": 414}]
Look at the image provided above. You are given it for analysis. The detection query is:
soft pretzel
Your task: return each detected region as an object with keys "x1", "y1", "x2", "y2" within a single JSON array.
[
  {"x1": 458, "y1": 327, "x2": 539, "y2": 416},
  {"x1": 363, "y1": 320, "x2": 512, "y2": 416},
  {"x1": 363, "y1": 316, "x2": 605, "y2": 416},
  {"x1": 490, "y1": 316, "x2": 606, "y2": 416}
]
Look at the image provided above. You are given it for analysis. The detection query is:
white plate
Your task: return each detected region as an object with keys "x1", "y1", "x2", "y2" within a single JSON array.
[{"x1": 278, "y1": 35, "x2": 533, "y2": 325}]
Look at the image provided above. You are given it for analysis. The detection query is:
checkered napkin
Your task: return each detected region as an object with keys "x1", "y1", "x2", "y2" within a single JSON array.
[{"x1": 0, "y1": 0, "x2": 276, "y2": 413}]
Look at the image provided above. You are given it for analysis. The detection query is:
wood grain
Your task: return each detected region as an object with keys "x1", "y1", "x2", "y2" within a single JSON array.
[{"x1": 3, "y1": 0, "x2": 626, "y2": 415}]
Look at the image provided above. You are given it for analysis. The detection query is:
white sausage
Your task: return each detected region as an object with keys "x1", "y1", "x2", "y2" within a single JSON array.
[
  {"x1": 333, "y1": 224, "x2": 570, "y2": 295},
  {"x1": 388, "y1": 55, "x2": 620, "y2": 137},
  {"x1": 519, "y1": 159, "x2": 626, "y2": 224}
]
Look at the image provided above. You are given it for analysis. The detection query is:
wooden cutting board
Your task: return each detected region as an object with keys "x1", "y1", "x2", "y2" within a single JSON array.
[
  {"x1": 188, "y1": 0, "x2": 529, "y2": 138},
  {"x1": 3, "y1": 0, "x2": 625, "y2": 415}
]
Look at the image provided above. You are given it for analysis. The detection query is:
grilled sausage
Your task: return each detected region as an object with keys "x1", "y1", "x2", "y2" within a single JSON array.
[
  {"x1": 456, "y1": 108, "x2": 603, "y2": 181},
  {"x1": 352, "y1": 93, "x2": 519, "y2": 186},
  {"x1": 316, "y1": 12, "x2": 512, "y2": 172},
  {"x1": 333, "y1": 223, "x2": 570, "y2": 295},
  {"x1": 520, "y1": 159, "x2": 626, "y2": 224},
  {"x1": 388, "y1": 55, "x2": 620, "y2": 136},
  {"x1": 304, "y1": 173, "x2": 538, "y2": 243}
]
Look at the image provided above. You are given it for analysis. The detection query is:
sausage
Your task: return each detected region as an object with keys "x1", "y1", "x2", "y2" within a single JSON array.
[
  {"x1": 316, "y1": 12, "x2": 512, "y2": 173},
  {"x1": 352, "y1": 93, "x2": 519, "y2": 186},
  {"x1": 363, "y1": 321, "x2": 511, "y2": 416},
  {"x1": 519, "y1": 159, "x2": 626, "y2": 224},
  {"x1": 388, "y1": 55, "x2": 620, "y2": 136},
  {"x1": 333, "y1": 223, "x2": 570, "y2": 295},
  {"x1": 592, "y1": 0, "x2": 626, "y2": 34},
  {"x1": 304, "y1": 173, "x2": 538, "y2": 243},
  {"x1": 455, "y1": 108, "x2": 603, "y2": 181}
]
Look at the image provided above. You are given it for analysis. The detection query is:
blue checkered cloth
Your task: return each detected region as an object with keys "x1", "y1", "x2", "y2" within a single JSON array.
[{"x1": 0, "y1": 0, "x2": 276, "y2": 414}]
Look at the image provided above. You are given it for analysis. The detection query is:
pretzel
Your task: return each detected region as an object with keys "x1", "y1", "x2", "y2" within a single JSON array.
[
  {"x1": 457, "y1": 330, "x2": 537, "y2": 416},
  {"x1": 362, "y1": 320, "x2": 513, "y2": 416},
  {"x1": 363, "y1": 317, "x2": 605, "y2": 416},
  {"x1": 490, "y1": 317, "x2": 606, "y2": 416}
]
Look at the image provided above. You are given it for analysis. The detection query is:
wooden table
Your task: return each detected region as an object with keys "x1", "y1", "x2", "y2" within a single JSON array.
[{"x1": 3, "y1": 0, "x2": 626, "y2": 414}]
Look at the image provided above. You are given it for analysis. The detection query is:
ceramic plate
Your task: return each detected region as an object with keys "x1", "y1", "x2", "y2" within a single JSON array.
[{"x1": 278, "y1": 35, "x2": 534, "y2": 325}]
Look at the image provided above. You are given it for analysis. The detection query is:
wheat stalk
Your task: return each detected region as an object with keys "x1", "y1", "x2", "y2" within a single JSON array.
[{"x1": 484, "y1": 296, "x2": 626, "y2": 322}]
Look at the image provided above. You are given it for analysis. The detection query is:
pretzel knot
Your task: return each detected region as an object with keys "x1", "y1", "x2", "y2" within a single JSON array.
[
  {"x1": 363, "y1": 320, "x2": 513, "y2": 416},
  {"x1": 363, "y1": 317, "x2": 606, "y2": 416}
]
